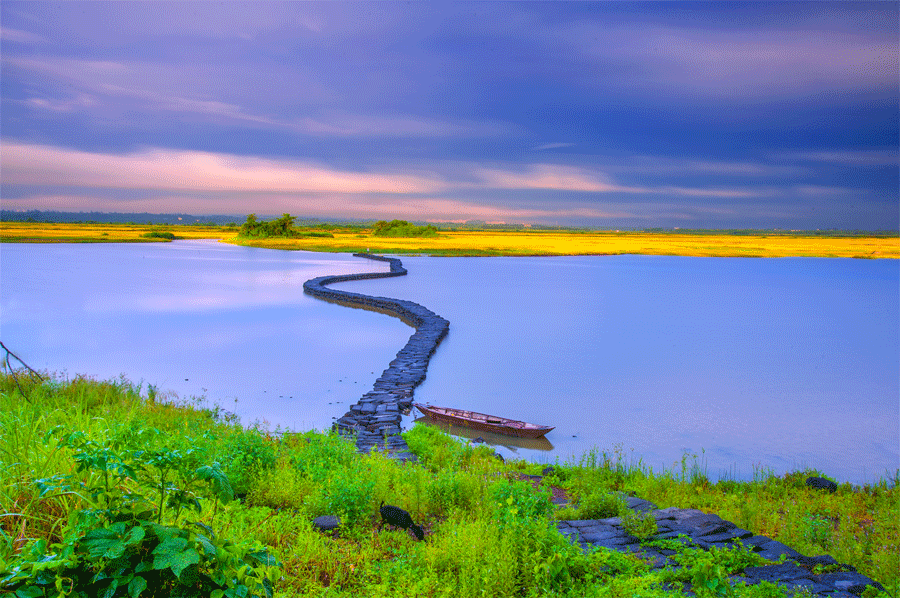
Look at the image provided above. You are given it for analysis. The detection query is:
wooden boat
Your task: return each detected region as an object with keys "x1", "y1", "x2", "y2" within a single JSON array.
[{"x1": 413, "y1": 403, "x2": 554, "y2": 439}]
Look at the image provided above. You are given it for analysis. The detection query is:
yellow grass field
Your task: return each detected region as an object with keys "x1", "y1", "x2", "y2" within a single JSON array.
[
  {"x1": 1, "y1": 222, "x2": 898, "y2": 258},
  {"x1": 0, "y1": 222, "x2": 238, "y2": 243},
  {"x1": 228, "y1": 230, "x2": 900, "y2": 258}
]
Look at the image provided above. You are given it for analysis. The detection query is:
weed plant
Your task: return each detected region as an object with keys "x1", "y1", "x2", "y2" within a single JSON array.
[{"x1": 0, "y1": 371, "x2": 896, "y2": 597}]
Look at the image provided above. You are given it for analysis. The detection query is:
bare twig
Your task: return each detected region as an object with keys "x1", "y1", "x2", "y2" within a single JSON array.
[{"x1": 0, "y1": 341, "x2": 44, "y2": 399}]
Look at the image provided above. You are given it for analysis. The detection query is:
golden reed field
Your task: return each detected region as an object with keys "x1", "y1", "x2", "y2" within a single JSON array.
[{"x1": 1, "y1": 221, "x2": 898, "y2": 258}]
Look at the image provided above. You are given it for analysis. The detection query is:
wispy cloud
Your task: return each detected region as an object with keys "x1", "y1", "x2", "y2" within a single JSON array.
[
  {"x1": 25, "y1": 94, "x2": 96, "y2": 113},
  {"x1": 552, "y1": 22, "x2": 897, "y2": 100},
  {"x1": 1, "y1": 142, "x2": 446, "y2": 194},
  {"x1": 295, "y1": 112, "x2": 518, "y2": 138},
  {"x1": 0, "y1": 27, "x2": 46, "y2": 44},
  {"x1": 613, "y1": 156, "x2": 805, "y2": 177},
  {"x1": 533, "y1": 142, "x2": 575, "y2": 151},
  {"x1": 473, "y1": 165, "x2": 626, "y2": 193},
  {"x1": 470, "y1": 164, "x2": 773, "y2": 198},
  {"x1": 5, "y1": 55, "x2": 517, "y2": 139},
  {"x1": 3, "y1": 55, "x2": 337, "y2": 122},
  {"x1": 774, "y1": 150, "x2": 897, "y2": 166}
]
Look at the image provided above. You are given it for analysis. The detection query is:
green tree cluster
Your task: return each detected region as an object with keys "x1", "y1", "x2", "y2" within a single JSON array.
[
  {"x1": 238, "y1": 214, "x2": 299, "y2": 238},
  {"x1": 371, "y1": 220, "x2": 439, "y2": 238}
]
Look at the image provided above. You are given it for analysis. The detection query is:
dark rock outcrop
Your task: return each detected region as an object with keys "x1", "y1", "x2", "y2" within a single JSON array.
[{"x1": 806, "y1": 476, "x2": 838, "y2": 493}]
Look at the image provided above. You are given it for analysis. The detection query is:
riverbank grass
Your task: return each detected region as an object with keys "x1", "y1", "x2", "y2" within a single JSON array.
[
  {"x1": 2, "y1": 221, "x2": 898, "y2": 257},
  {"x1": 0, "y1": 372, "x2": 896, "y2": 597}
]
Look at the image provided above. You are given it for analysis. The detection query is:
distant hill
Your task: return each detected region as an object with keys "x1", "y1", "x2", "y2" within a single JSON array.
[{"x1": 0, "y1": 210, "x2": 375, "y2": 228}]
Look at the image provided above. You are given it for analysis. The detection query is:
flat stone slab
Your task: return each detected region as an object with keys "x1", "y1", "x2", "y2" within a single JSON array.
[{"x1": 557, "y1": 498, "x2": 885, "y2": 598}]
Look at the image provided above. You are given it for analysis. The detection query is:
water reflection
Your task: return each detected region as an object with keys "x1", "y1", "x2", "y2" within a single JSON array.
[{"x1": 412, "y1": 417, "x2": 555, "y2": 451}]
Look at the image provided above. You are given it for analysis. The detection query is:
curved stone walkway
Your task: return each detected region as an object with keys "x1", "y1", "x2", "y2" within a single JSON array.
[{"x1": 303, "y1": 253, "x2": 449, "y2": 459}]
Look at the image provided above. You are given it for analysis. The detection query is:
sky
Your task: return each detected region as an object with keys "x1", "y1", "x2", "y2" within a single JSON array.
[{"x1": 1, "y1": 1, "x2": 897, "y2": 230}]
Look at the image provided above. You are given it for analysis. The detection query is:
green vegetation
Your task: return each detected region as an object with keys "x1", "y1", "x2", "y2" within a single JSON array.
[
  {"x1": 371, "y1": 220, "x2": 439, "y2": 238},
  {"x1": 140, "y1": 231, "x2": 177, "y2": 240},
  {"x1": 238, "y1": 214, "x2": 335, "y2": 239},
  {"x1": 0, "y1": 372, "x2": 896, "y2": 597},
  {"x1": 239, "y1": 214, "x2": 300, "y2": 238}
]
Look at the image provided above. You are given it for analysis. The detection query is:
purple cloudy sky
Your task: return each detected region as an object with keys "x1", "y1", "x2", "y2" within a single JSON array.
[{"x1": 1, "y1": 1, "x2": 897, "y2": 229}]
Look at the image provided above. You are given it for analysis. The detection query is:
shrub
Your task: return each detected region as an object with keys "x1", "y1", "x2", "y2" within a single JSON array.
[
  {"x1": 323, "y1": 461, "x2": 375, "y2": 534},
  {"x1": 577, "y1": 489, "x2": 626, "y2": 519},
  {"x1": 425, "y1": 468, "x2": 482, "y2": 515},
  {"x1": 238, "y1": 213, "x2": 300, "y2": 238},
  {"x1": 490, "y1": 478, "x2": 553, "y2": 530},
  {"x1": 221, "y1": 428, "x2": 278, "y2": 496},
  {"x1": 1, "y1": 427, "x2": 279, "y2": 597},
  {"x1": 371, "y1": 220, "x2": 439, "y2": 238},
  {"x1": 286, "y1": 432, "x2": 357, "y2": 483},
  {"x1": 620, "y1": 508, "x2": 658, "y2": 540},
  {"x1": 402, "y1": 424, "x2": 493, "y2": 472},
  {"x1": 141, "y1": 231, "x2": 176, "y2": 240}
]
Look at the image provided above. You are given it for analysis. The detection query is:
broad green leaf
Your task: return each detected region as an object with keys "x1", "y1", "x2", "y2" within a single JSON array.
[
  {"x1": 195, "y1": 463, "x2": 234, "y2": 503},
  {"x1": 248, "y1": 550, "x2": 281, "y2": 568},
  {"x1": 192, "y1": 521, "x2": 214, "y2": 537},
  {"x1": 100, "y1": 578, "x2": 119, "y2": 598},
  {"x1": 153, "y1": 543, "x2": 200, "y2": 578},
  {"x1": 128, "y1": 575, "x2": 147, "y2": 597},
  {"x1": 193, "y1": 533, "x2": 217, "y2": 558},
  {"x1": 125, "y1": 525, "x2": 146, "y2": 545},
  {"x1": 81, "y1": 536, "x2": 126, "y2": 559}
]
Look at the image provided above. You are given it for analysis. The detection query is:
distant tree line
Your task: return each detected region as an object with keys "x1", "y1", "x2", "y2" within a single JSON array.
[{"x1": 0, "y1": 210, "x2": 240, "y2": 226}]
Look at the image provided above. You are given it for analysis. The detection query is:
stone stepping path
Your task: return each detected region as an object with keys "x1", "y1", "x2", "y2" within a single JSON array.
[
  {"x1": 555, "y1": 495, "x2": 884, "y2": 597},
  {"x1": 303, "y1": 253, "x2": 448, "y2": 459}
]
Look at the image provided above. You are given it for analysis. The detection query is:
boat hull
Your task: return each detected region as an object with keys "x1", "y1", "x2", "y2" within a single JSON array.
[{"x1": 414, "y1": 403, "x2": 554, "y2": 439}]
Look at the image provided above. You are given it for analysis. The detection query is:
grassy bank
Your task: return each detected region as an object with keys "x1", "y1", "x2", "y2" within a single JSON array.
[
  {"x1": 0, "y1": 222, "x2": 237, "y2": 243},
  {"x1": 0, "y1": 372, "x2": 896, "y2": 597},
  {"x1": 2, "y1": 221, "x2": 898, "y2": 258}
]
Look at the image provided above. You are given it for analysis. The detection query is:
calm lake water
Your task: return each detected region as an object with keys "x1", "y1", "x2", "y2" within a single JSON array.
[{"x1": 1, "y1": 240, "x2": 897, "y2": 484}]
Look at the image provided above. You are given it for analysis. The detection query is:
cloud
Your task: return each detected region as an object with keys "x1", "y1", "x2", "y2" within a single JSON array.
[
  {"x1": 469, "y1": 163, "x2": 773, "y2": 199},
  {"x1": 294, "y1": 112, "x2": 518, "y2": 138},
  {"x1": 1, "y1": 142, "x2": 446, "y2": 194},
  {"x1": 0, "y1": 27, "x2": 46, "y2": 44},
  {"x1": 612, "y1": 156, "x2": 805, "y2": 177},
  {"x1": 552, "y1": 22, "x2": 897, "y2": 101},
  {"x1": 774, "y1": 150, "x2": 898, "y2": 166},
  {"x1": 533, "y1": 142, "x2": 575, "y2": 151},
  {"x1": 793, "y1": 185, "x2": 859, "y2": 197},
  {"x1": 3, "y1": 55, "x2": 338, "y2": 121},
  {"x1": 25, "y1": 94, "x2": 96, "y2": 113},
  {"x1": 473, "y1": 165, "x2": 630, "y2": 193},
  {"x1": 5, "y1": 55, "x2": 517, "y2": 139}
]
